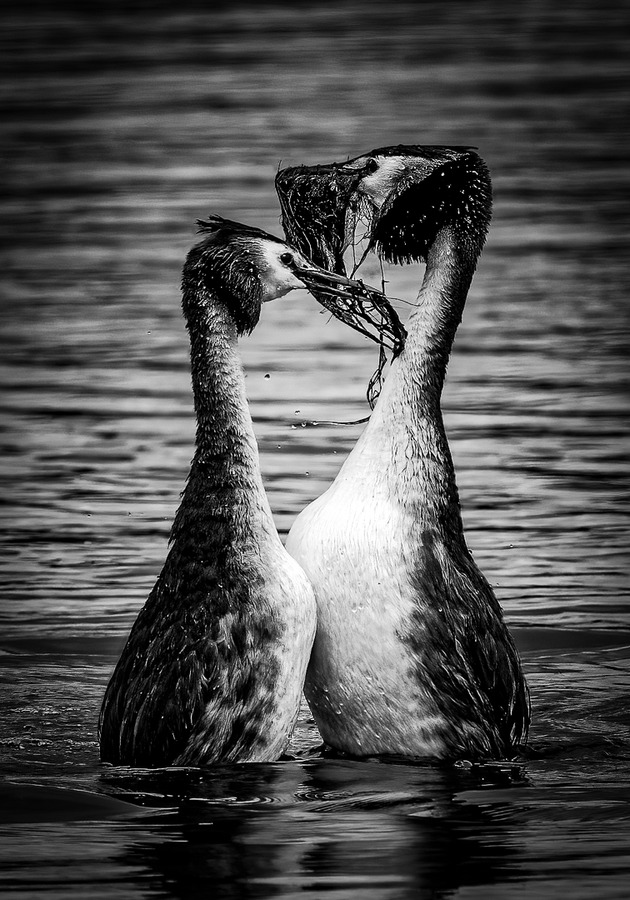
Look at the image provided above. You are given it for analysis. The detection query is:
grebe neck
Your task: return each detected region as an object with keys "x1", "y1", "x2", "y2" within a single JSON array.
[
  {"x1": 345, "y1": 227, "x2": 480, "y2": 542},
  {"x1": 405, "y1": 225, "x2": 478, "y2": 404},
  {"x1": 169, "y1": 291, "x2": 268, "y2": 550}
]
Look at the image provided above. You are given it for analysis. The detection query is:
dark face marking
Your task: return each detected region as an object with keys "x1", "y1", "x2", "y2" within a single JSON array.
[
  {"x1": 182, "y1": 215, "x2": 293, "y2": 335},
  {"x1": 365, "y1": 151, "x2": 492, "y2": 265}
]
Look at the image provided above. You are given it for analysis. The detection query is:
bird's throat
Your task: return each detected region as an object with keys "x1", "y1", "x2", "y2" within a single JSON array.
[
  {"x1": 405, "y1": 227, "x2": 476, "y2": 396},
  {"x1": 169, "y1": 300, "x2": 269, "y2": 549},
  {"x1": 338, "y1": 228, "x2": 476, "y2": 539}
]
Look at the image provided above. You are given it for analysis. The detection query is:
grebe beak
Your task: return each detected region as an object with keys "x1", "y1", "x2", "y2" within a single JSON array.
[{"x1": 293, "y1": 263, "x2": 407, "y2": 356}]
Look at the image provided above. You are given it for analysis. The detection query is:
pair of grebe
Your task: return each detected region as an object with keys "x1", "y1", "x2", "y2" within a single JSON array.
[{"x1": 99, "y1": 147, "x2": 530, "y2": 767}]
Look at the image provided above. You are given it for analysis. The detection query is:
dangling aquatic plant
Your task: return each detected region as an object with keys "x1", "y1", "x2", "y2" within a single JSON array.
[{"x1": 277, "y1": 163, "x2": 407, "y2": 408}]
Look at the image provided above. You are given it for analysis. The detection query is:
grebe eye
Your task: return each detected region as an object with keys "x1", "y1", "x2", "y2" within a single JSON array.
[
  {"x1": 365, "y1": 158, "x2": 379, "y2": 175},
  {"x1": 280, "y1": 251, "x2": 294, "y2": 266}
]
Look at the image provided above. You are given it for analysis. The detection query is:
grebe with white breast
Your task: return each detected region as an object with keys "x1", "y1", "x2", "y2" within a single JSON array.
[
  {"x1": 99, "y1": 215, "x2": 387, "y2": 767},
  {"x1": 277, "y1": 147, "x2": 530, "y2": 760}
]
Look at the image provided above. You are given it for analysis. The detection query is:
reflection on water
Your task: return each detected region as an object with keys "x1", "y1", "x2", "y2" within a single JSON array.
[
  {"x1": 1, "y1": 0, "x2": 629, "y2": 897},
  {"x1": 1, "y1": 754, "x2": 629, "y2": 898}
]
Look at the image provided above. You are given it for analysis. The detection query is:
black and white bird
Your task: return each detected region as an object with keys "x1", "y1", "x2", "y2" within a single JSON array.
[
  {"x1": 278, "y1": 146, "x2": 530, "y2": 760},
  {"x1": 99, "y1": 215, "x2": 370, "y2": 767}
]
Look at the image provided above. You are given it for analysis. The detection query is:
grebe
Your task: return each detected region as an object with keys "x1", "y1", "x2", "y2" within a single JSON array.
[
  {"x1": 99, "y1": 215, "x2": 373, "y2": 767},
  {"x1": 278, "y1": 146, "x2": 530, "y2": 760}
]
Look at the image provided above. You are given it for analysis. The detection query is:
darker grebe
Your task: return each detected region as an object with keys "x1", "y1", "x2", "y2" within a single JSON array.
[
  {"x1": 99, "y1": 215, "x2": 375, "y2": 767},
  {"x1": 277, "y1": 147, "x2": 530, "y2": 760}
]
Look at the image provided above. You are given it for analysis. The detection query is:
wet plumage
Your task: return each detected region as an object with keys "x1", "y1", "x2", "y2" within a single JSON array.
[
  {"x1": 280, "y1": 146, "x2": 530, "y2": 760},
  {"x1": 99, "y1": 217, "x2": 320, "y2": 767}
]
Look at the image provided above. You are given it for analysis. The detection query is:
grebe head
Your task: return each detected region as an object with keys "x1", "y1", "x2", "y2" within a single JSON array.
[
  {"x1": 183, "y1": 215, "x2": 315, "y2": 335},
  {"x1": 348, "y1": 145, "x2": 492, "y2": 264},
  {"x1": 277, "y1": 145, "x2": 492, "y2": 269},
  {"x1": 183, "y1": 214, "x2": 396, "y2": 339}
]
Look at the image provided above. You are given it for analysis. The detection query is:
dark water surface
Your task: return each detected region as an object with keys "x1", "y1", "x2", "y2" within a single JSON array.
[{"x1": 1, "y1": 1, "x2": 629, "y2": 897}]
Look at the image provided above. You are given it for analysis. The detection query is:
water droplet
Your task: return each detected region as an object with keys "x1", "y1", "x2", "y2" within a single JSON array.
[
  {"x1": 294, "y1": 410, "x2": 300, "y2": 415},
  {"x1": 264, "y1": 373, "x2": 270, "y2": 379}
]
